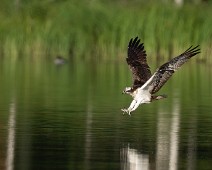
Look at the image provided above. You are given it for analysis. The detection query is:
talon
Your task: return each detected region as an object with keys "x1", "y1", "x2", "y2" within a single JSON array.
[{"x1": 121, "y1": 108, "x2": 128, "y2": 115}]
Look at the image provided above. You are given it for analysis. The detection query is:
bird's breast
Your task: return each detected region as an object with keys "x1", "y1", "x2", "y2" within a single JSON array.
[{"x1": 135, "y1": 89, "x2": 151, "y2": 102}]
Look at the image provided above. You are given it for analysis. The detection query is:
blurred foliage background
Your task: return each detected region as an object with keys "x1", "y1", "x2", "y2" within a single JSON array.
[{"x1": 0, "y1": 0, "x2": 211, "y2": 63}]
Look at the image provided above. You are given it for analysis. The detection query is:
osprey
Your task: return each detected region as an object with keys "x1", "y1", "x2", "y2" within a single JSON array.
[{"x1": 122, "y1": 37, "x2": 200, "y2": 115}]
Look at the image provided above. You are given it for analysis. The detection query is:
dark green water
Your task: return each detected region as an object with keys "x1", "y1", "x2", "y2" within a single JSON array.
[{"x1": 0, "y1": 59, "x2": 211, "y2": 170}]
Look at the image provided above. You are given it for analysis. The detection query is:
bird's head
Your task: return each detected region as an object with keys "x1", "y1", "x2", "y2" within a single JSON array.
[{"x1": 122, "y1": 87, "x2": 133, "y2": 95}]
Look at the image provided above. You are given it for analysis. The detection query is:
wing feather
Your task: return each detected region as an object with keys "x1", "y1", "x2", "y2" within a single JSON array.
[
  {"x1": 127, "y1": 37, "x2": 151, "y2": 88},
  {"x1": 146, "y1": 45, "x2": 200, "y2": 94}
]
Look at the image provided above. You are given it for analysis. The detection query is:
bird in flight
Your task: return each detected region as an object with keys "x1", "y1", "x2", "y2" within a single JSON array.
[{"x1": 122, "y1": 37, "x2": 200, "y2": 115}]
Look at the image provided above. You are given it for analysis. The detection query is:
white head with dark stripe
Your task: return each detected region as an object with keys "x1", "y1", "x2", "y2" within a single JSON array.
[{"x1": 122, "y1": 87, "x2": 133, "y2": 95}]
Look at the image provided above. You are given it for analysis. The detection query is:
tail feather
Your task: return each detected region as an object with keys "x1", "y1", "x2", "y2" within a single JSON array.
[{"x1": 151, "y1": 95, "x2": 167, "y2": 101}]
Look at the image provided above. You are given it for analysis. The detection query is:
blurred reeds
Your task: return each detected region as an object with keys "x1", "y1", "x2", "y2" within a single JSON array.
[{"x1": 0, "y1": 1, "x2": 211, "y2": 63}]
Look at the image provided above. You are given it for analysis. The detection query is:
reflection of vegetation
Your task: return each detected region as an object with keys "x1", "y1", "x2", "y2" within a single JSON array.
[
  {"x1": 0, "y1": 60, "x2": 212, "y2": 169},
  {"x1": 0, "y1": 1, "x2": 211, "y2": 62}
]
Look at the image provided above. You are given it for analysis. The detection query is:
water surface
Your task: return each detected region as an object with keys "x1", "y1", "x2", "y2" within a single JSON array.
[{"x1": 0, "y1": 59, "x2": 211, "y2": 170}]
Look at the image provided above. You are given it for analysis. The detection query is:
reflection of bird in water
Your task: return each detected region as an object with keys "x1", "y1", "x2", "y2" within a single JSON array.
[
  {"x1": 121, "y1": 146, "x2": 149, "y2": 170},
  {"x1": 54, "y1": 56, "x2": 67, "y2": 65},
  {"x1": 122, "y1": 37, "x2": 200, "y2": 115}
]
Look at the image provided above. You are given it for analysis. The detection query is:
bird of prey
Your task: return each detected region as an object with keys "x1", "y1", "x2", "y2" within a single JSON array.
[{"x1": 122, "y1": 37, "x2": 200, "y2": 115}]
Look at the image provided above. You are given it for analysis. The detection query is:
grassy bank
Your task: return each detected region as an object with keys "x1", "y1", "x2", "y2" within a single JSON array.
[{"x1": 0, "y1": 1, "x2": 211, "y2": 63}]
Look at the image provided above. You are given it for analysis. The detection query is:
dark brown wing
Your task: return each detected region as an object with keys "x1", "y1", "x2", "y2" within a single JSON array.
[
  {"x1": 146, "y1": 45, "x2": 200, "y2": 94},
  {"x1": 127, "y1": 37, "x2": 151, "y2": 89}
]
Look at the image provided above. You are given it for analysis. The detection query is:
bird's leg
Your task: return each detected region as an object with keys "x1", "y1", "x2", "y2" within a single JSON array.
[
  {"x1": 121, "y1": 99, "x2": 136, "y2": 115},
  {"x1": 130, "y1": 100, "x2": 141, "y2": 113}
]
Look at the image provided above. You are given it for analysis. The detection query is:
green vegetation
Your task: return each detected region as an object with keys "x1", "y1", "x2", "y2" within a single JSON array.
[{"x1": 0, "y1": 0, "x2": 211, "y2": 62}]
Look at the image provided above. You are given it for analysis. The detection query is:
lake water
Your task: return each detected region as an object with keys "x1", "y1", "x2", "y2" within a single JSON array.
[{"x1": 0, "y1": 59, "x2": 211, "y2": 170}]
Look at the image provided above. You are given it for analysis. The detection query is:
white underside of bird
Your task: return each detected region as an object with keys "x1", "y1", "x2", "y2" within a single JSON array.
[
  {"x1": 121, "y1": 90, "x2": 151, "y2": 115},
  {"x1": 121, "y1": 74, "x2": 155, "y2": 115}
]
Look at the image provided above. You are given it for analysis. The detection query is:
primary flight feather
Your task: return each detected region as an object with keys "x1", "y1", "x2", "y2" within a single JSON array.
[{"x1": 122, "y1": 37, "x2": 200, "y2": 115}]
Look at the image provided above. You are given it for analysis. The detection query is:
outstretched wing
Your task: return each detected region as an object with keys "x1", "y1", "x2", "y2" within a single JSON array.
[
  {"x1": 143, "y1": 45, "x2": 200, "y2": 94},
  {"x1": 127, "y1": 37, "x2": 151, "y2": 88}
]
